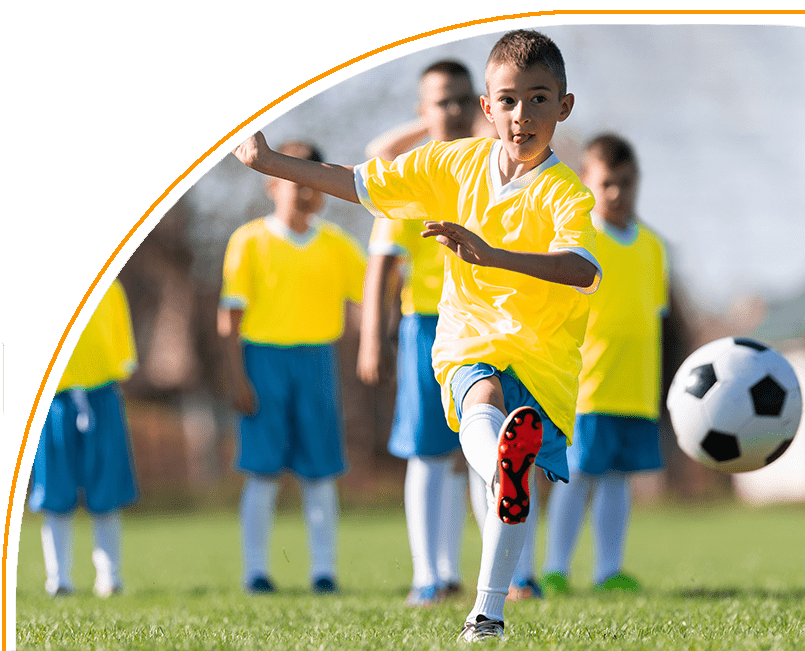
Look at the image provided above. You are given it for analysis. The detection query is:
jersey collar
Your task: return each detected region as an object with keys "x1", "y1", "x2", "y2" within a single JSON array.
[
  {"x1": 487, "y1": 139, "x2": 560, "y2": 202},
  {"x1": 264, "y1": 214, "x2": 320, "y2": 247}
]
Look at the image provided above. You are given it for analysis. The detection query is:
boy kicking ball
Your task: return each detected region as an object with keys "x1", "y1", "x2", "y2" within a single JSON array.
[{"x1": 232, "y1": 29, "x2": 601, "y2": 642}]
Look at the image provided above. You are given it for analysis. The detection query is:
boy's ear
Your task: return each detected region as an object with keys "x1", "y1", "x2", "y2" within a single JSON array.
[
  {"x1": 558, "y1": 93, "x2": 575, "y2": 122},
  {"x1": 480, "y1": 95, "x2": 494, "y2": 122}
]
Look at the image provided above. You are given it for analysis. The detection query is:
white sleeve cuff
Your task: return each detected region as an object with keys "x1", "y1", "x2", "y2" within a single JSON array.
[
  {"x1": 354, "y1": 162, "x2": 387, "y2": 220},
  {"x1": 556, "y1": 247, "x2": 602, "y2": 294}
]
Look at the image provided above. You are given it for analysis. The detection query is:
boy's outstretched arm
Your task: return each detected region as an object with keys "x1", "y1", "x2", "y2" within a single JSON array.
[
  {"x1": 232, "y1": 131, "x2": 359, "y2": 204},
  {"x1": 422, "y1": 220, "x2": 598, "y2": 289}
]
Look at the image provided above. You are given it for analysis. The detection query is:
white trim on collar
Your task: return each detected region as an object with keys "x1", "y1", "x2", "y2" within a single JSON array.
[
  {"x1": 487, "y1": 140, "x2": 560, "y2": 202},
  {"x1": 264, "y1": 214, "x2": 320, "y2": 248}
]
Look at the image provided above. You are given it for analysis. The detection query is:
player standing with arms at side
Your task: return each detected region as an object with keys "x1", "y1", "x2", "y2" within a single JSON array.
[
  {"x1": 231, "y1": 30, "x2": 601, "y2": 641},
  {"x1": 541, "y1": 133, "x2": 668, "y2": 594},
  {"x1": 28, "y1": 279, "x2": 139, "y2": 597},
  {"x1": 218, "y1": 141, "x2": 366, "y2": 595},
  {"x1": 358, "y1": 59, "x2": 493, "y2": 606}
]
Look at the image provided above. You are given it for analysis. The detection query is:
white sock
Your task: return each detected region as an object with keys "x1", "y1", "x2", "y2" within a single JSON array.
[
  {"x1": 437, "y1": 469, "x2": 467, "y2": 586},
  {"x1": 240, "y1": 476, "x2": 279, "y2": 584},
  {"x1": 542, "y1": 470, "x2": 593, "y2": 576},
  {"x1": 469, "y1": 483, "x2": 528, "y2": 623},
  {"x1": 511, "y1": 468, "x2": 538, "y2": 585},
  {"x1": 459, "y1": 404, "x2": 506, "y2": 486},
  {"x1": 41, "y1": 512, "x2": 74, "y2": 595},
  {"x1": 405, "y1": 455, "x2": 451, "y2": 588},
  {"x1": 300, "y1": 477, "x2": 339, "y2": 581},
  {"x1": 92, "y1": 511, "x2": 122, "y2": 593},
  {"x1": 468, "y1": 466, "x2": 488, "y2": 533},
  {"x1": 591, "y1": 471, "x2": 630, "y2": 584},
  {"x1": 459, "y1": 403, "x2": 524, "y2": 622}
]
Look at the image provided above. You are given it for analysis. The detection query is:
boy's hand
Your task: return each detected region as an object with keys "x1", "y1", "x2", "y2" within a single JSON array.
[
  {"x1": 232, "y1": 131, "x2": 272, "y2": 169},
  {"x1": 232, "y1": 372, "x2": 258, "y2": 415},
  {"x1": 422, "y1": 221, "x2": 496, "y2": 267}
]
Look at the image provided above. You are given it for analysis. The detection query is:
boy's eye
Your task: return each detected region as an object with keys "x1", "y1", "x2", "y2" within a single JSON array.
[
  {"x1": 531, "y1": 95, "x2": 547, "y2": 104},
  {"x1": 499, "y1": 96, "x2": 515, "y2": 106}
]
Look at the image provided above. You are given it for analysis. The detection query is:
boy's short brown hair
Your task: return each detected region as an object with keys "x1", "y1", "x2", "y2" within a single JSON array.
[
  {"x1": 278, "y1": 140, "x2": 324, "y2": 163},
  {"x1": 421, "y1": 59, "x2": 472, "y2": 82},
  {"x1": 582, "y1": 133, "x2": 639, "y2": 176},
  {"x1": 486, "y1": 29, "x2": 567, "y2": 96}
]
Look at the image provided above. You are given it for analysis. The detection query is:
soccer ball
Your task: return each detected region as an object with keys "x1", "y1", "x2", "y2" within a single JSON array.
[{"x1": 666, "y1": 337, "x2": 802, "y2": 473}]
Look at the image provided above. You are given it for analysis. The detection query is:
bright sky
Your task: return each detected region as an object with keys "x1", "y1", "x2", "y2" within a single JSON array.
[{"x1": 191, "y1": 24, "x2": 805, "y2": 314}]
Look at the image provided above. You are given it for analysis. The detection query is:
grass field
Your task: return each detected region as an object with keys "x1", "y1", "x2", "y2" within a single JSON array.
[{"x1": 15, "y1": 501, "x2": 805, "y2": 650}]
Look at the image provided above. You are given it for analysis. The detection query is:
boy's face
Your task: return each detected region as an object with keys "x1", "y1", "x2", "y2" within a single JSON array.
[
  {"x1": 581, "y1": 156, "x2": 638, "y2": 228},
  {"x1": 418, "y1": 71, "x2": 477, "y2": 142},
  {"x1": 266, "y1": 176, "x2": 324, "y2": 219},
  {"x1": 481, "y1": 62, "x2": 573, "y2": 170}
]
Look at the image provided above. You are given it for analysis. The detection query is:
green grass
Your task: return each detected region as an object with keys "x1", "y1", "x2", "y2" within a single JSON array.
[{"x1": 15, "y1": 501, "x2": 805, "y2": 649}]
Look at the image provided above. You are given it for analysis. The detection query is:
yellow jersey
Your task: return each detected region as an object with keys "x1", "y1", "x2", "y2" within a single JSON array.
[
  {"x1": 368, "y1": 217, "x2": 444, "y2": 316},
  {"x1": 576, "y1": 220, "x2": 668, "y2": 418},
  {"x1": 356, "y1": 137, "x2": 600, "y2": 439},
  {"x1": 221, "y1": 215, "x2": 366, "y2": 345},
  {"x1": 57, "y1": 279, "x2": 137, "y2": 393}
]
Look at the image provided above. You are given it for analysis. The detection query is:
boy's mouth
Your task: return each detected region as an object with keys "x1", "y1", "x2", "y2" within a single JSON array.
[{"x1": 512, "y1": 133, "x2": 532, "y2": 145}]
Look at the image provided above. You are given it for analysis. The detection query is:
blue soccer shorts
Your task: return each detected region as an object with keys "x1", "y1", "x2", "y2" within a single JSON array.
[
  {"x1": 569, "y1": 413, "x2": 664, "y2": 475},
  {"x1": 387, "y1": 314, "x2": 460, "y2": 459},
  {"x1": 238, "y1": 342, "x2": 347, "y2": 480},
  {"x1": 28, "y1": 383, "x2": 139, "y2": 515},
  {"x1": 450, "y1": 363, "x2": 569, "y2": 483}
]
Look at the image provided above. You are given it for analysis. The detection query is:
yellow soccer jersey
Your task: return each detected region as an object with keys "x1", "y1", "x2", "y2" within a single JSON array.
[
  {"x1": 576, "y1": 220, "x2": 669, "y2": 419},
  {"x1": 221, "y1": 216, "x2": 366, "y2": 345},
  {"x1": 368, "y1": 217, "x2": 444, "y2": 316},
  {"x1": 356, "y1": 137, "x2": 600, "y2": 440},
  {"x1": 57, "y1": 279, "x2": 138, "y2": 393}
]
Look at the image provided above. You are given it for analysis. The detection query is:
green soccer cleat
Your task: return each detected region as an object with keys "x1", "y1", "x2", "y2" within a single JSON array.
[
  {"x1": 540, "y1": 571, "x2": 570, "y2": 595},
  {"x1": 594, "y1": 571, "x2": 641, "y2": 593}
]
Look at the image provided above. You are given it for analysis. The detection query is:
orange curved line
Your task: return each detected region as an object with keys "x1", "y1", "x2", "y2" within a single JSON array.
[{"x1": 5, "y1": 8, "x2": 804, "y2": 649}]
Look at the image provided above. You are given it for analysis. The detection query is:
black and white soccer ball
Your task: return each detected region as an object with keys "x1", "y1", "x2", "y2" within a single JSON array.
[{"x1": 667, "y1": 337, "x2": 802, "y2": 473}]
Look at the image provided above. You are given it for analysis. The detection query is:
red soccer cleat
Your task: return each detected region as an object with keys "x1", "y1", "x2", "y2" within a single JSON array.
[{"x1": 495, "y1": 406, "x2": 542, "y2": 525}]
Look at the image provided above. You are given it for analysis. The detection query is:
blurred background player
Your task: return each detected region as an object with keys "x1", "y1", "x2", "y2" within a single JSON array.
[
  {"x1": 28, "y1": 279, "x2": 139, "y2": 597},
  {"x1": 541, "y1": 133, "x2": 668, "y2": 594},
  {"x1": 218, "y1": 141, "x2": 366, "y2": 595},
  {"x1": 358, "y1": 60, "x2": 542, "y2": 606},
  {"x1": 357, "y1": 59, "x2": 483, "y2": 607}
]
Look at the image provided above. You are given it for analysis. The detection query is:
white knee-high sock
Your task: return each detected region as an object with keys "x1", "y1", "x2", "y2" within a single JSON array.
[
  {"x1": 459, "y1": 404, "x2": 506, "y2": 486},
  {"x1": 511, "y1": 468, "x2": 538, "y2": 584},
  {"x1": 437, "y1": 469, "x2": 468, "y2": 586},
  {"x1": 240, "y1": 476, "x2": 279, "y2": 584},
  {"x1": 299, "y1": 477, "x2": 339, "y2": 581},
  {"x1": 459, "y1": 403, "x2": 527, "y2": 622},
  {"x1": 591, "y1": 471, "x2": 630, "y2": 584},
  {"x1": 92, "y1": 511, "x2": 122, "y2": 592},
  {"x1": 41, "y1": 511, "x2": 74, "y2": 595},
  {"x1": 405, "y1": 455, "x2": 451, "y2": 588},
  {"x1": 542, "y1": 470, "x2": 594, "y2": 576},
  {"x1": 468, "y1": 466, "x2": 488, "y2": 533},
  {"x1": 469, "y1": 483, "x2": 529, "y2": 622}
]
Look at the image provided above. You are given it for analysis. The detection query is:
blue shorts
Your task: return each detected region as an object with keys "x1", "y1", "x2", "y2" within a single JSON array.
[
  {"x1": 238, "y1": 342, "x2": 347, "y2": 480},
  {"x1": 569, "y1": 413, "x2": 663, "y2": 475},
  {"x1": 28, "y1": 383, "x2": 139, "y2": 515},
  {"x1": 450, "y1": 363, "x2": 569, "y2": 483},
  {"x1": 388, "y1": 315, "x2": 460, "y2": 459}
]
